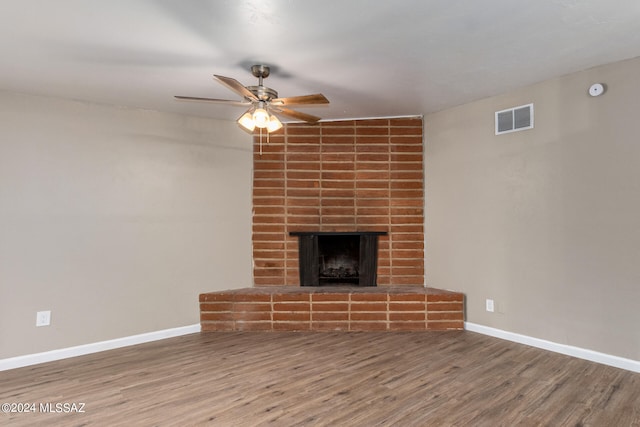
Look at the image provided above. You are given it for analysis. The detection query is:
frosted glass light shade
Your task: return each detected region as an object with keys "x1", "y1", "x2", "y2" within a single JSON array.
[
  {"x1": 266, "y1": 114, "x2": 283, "y2": 132},
  {"x1": 237, "y1": 111, "x2": 256, "y2": 131},
  {"x1": 252, "y1": 108, "x2": 269, "y2": 128}
]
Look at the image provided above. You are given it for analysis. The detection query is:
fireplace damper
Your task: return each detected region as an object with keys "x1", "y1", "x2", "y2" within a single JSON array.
[{"x1": 290, "y1": 231, "x2": 386, "y2": 286}]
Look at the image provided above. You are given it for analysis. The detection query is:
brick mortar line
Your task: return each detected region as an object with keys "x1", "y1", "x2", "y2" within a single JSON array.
[
  {"x1": 387, "y1": 131, "x2": 393, "y2": 286},
  {"x1": 270, "y1": 294, "x2": 274, "y2": 325},
  {"x1": 283, "y1": 127, "x2": 290, "y2": 285}
]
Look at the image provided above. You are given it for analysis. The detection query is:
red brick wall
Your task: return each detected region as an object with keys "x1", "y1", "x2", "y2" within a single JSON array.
[{"x1": 252, "y1": 117, "x2": 424, "y2": 287}]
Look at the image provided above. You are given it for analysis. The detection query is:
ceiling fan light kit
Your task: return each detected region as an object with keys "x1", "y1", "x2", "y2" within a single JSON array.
[
  {"x1": 237, "y1": 105, "x2": 283, "y2": 133},
  {"x1": 175, "y1": 64, "x2": 328, "y2": 140}
]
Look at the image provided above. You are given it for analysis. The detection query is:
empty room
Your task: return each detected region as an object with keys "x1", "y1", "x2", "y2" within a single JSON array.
[{"x1": 1, "y1": 1, "x2": 639, "y2": 425}]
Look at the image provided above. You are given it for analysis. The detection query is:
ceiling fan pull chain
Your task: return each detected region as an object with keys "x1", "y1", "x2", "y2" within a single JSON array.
[{"x1": 259, "y1": 128, "x2": 263, "y2": 156}]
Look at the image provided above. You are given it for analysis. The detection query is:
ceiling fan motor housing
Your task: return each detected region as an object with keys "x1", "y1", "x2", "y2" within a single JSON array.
[{"x1": 247, "y1": 85, "x2": 278, "y2": 101}]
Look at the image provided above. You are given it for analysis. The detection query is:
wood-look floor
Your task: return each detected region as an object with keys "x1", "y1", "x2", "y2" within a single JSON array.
[{"x1": 1, "y1": 332, "x2": 639, "y2": 426}]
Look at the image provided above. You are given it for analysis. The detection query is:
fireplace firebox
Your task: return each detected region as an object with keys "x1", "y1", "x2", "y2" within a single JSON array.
[{"x1": 290, "y1": 231, "x2": 386, "y2": 286}]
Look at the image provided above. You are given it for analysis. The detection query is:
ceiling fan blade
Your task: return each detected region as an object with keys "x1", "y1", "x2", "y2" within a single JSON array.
[
  {"x1": 271, "y1": 93, "x2": 329, "y2": 106},
  {"x1": 213, "y1": 74, "x2": 259, "y2": 101},
  {"x1": 174, "y1": 95, "x2": 251, "y2": 106},
  {"x1": 272, "y1": 106, "x2": 321, "y2": 123}
]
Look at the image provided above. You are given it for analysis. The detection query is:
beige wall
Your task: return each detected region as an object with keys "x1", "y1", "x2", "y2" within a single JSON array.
[
  {"x1": 0, "y1": 92, "x2": 253, "y2": 359},
  {"x1": 425, "y1": 57, "x2": 640, "y2": 361}
]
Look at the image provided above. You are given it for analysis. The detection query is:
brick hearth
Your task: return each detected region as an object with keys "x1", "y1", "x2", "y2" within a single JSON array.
[{"x1": 200, "y1": 287, "x2": 464, "y2": 332}]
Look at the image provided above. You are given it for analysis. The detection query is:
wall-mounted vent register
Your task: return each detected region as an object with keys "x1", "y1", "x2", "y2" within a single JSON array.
[{"x1": 495, "y1": 103, "x2": 533, "y2": 135}]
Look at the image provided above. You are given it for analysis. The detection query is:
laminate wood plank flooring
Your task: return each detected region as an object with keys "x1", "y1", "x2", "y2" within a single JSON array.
[{"x1": 1, "y1": 331, "x2": 639, "y2": 426}]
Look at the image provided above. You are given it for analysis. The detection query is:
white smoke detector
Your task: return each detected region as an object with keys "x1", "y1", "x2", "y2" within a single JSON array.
[{"x1": 589, "y1": 83, "x2": 605, "y2": 97}]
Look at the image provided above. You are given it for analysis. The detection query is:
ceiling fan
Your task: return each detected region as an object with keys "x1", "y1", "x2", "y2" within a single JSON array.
[{"x1": 175, "y1": 64, "x2": 329, "y2": 133}]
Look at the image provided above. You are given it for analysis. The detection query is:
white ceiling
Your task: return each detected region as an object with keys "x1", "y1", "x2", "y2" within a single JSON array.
[{"x1": 2, "y1": 1, "x2": 640, "y2": 123}]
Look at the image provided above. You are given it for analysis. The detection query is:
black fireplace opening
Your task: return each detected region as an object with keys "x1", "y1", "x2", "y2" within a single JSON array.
[
  {"x1": 318, "y1": 235, "x2": 360, "y2": 285},
  {"x1": 290, "y1": 231, "x2": 386, "y2": 287}
]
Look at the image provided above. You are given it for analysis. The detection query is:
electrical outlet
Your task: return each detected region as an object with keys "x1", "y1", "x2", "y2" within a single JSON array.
[
  {"x1": 485, "y1": 299, "x2": 494, "y2": 313},
  {"x1": 36, "y1": 310, "x2": 51, "y2": 327}
]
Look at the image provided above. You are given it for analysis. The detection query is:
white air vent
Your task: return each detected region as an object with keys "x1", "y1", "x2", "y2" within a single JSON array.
[{"x1": 495, "y1": 103, "x2": 533, "y2": 135}]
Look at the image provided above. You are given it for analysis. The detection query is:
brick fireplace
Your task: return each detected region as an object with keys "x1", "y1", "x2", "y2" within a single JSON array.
[
  {"x1": 252, "y1": 117, "x2": 425, "y2": 287},
  {"x1": 198, "y1": 117, "x2": 464, "y2": 332}
]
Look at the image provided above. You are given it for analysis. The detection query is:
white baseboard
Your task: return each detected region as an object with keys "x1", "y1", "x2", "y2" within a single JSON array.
[
  {"x1": 0, "y1": 324, "x2": 201, "y2": 372},
  {"x1": 465, "y1": 322, "x2": 640, "y2": 373},
  {"x1": 4, "y1": 323, "x2": 637, "y2": 374}
]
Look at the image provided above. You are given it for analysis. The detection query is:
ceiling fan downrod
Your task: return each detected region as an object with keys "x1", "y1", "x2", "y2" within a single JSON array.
[{"x1": 248, "y1": 65, "x2": 277, "y2": 101}]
